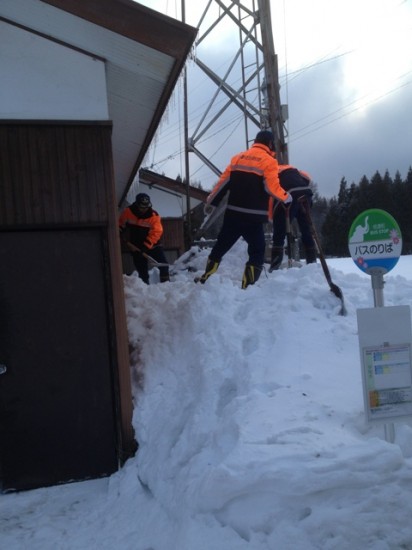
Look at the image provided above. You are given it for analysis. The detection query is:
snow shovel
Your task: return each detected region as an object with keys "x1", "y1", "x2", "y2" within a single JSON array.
[
  {"x1": 299, "y1": 197, "x2": 347, "y2": 316},
  {"x1": 194, "y1": 194, "x2": 228, "y2": 240},
  {"x1": 125, "y1": 242, "x2": 170, "y2": 268},
  {"x1": 284, "y1": 203, "x2": 294, "y2": 268}
]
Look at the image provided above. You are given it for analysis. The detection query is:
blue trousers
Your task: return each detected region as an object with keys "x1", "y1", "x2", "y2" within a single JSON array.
[{"x1": 210, "y1": 215, "x2": 266, "y2": 266}]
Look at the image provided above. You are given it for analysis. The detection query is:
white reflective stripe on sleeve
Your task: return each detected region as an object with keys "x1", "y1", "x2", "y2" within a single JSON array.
[{"x1": 290, "y1": 186, "x2": 311, "y2": 193}]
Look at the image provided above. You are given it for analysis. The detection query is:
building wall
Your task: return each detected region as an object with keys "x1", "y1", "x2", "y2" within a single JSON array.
[
  {"x1": 0, "y1": 21, "x2": 108, "y2": 120},
  {"x1": 0, "y1": 122, "x2": 113, "y2": 224},
  {"x1": 162, "y1": 218, "x2": 185, "y2": 260},
  {"x1": 0, "y1": 121, "x2": 135, "y2": 488}
]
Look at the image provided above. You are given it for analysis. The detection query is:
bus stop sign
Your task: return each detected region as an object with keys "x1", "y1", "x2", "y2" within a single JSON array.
[{"x1": 348, "y1": 209, "x2": 402, "y2": 275}]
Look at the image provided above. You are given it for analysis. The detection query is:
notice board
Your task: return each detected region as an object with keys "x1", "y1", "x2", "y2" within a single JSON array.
[{"x1": 357, "y1": 305, "x2": 412, "y2": 423}]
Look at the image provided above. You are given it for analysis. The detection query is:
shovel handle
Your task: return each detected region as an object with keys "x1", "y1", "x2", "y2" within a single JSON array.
[
  {"x1": 298, "y1": 197, "x2": 347, "y2": 315},
  {"x1": 125, "y1": 241, "x2": 169, "y2": 268},
  {"x1": 283, "y1": 203, "x2": 293, "y2": 268}
]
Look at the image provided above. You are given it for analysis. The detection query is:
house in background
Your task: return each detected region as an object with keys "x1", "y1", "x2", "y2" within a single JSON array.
[
  {"x1": 137, "y1": 168, "x2": 209, "y2": 260},
  {"x1": 120, "y1": 168, "x2": 212, "y2": 275},
  {"x1": 0, "y1": 0, "x2": 196, "y2": 492}
]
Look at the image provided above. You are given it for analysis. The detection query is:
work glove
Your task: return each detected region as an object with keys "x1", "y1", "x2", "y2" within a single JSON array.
[
  {"x1": 283, "y1": 193, "x2": 293, "y2": 204},
  {"x1": 204, "y1": 203, "x2": 216, "y2": 216}
]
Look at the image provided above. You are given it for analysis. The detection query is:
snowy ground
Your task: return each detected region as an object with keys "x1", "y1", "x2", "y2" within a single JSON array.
[{"x1": 2, "y1": 243, "x2": 412, "y2": 550}]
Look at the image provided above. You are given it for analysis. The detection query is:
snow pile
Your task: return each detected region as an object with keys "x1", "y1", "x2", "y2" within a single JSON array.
[{"x1": 2, "y1": 242, "x2": 412, "y2": 550}]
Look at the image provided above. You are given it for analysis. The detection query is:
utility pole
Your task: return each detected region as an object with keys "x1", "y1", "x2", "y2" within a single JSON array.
[{"x1": 182, "y1": 0, "x2": 192, "y2": 248}]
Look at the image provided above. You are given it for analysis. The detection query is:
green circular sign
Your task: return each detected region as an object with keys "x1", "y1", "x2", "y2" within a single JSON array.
[{"x1": 348, "y1": 209, "x2": 402, "y2": 275}]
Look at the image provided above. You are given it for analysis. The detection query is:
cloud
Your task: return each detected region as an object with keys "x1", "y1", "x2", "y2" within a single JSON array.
[
  {"x1": 137, "y1": 0, "x2": 412, "y2": 201},
  {"x1": 283, "y1": 52, "x2": 412, "y2": 198}
]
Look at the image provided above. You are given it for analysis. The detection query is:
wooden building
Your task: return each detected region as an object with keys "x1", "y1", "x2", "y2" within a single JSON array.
[
  {"x1": 0, "y1": 0, "x2": 196, "y2": 492},
  {"x1": 138, "y1": 168, "x2": 210, "y2": 260}
]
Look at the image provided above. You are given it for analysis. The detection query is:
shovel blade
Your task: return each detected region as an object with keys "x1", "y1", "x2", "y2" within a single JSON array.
[{"x1": 329, "y1": 282, "x2": 347, "y2": 316}]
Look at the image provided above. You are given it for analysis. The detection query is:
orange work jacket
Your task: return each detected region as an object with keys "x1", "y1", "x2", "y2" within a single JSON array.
[
  {"x1": 119, "y1": 206, "x2": 163, "y2": 250},
  {"x1": 207, "y1": 143, "x2": 289, "y2": 223}
]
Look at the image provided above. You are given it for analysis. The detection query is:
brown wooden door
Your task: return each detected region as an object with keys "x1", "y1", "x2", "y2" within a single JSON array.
[{"x1": 0, "y1": 229, "x2": 118, "y2": 491}]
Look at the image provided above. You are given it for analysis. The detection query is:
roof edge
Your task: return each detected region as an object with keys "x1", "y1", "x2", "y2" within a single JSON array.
[
  {"x1": 40, "y1": 0, "x2": 198, "y2": 59},
  {"x1": 139, "y1": 169, "x2": 209, "y2": 202}
]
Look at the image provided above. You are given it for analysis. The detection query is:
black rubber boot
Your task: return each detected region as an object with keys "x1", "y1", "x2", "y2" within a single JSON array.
[
  {"x1": 269, "y1": 246, "x2": 284, "y2": 271},
  {"x1": 197, "y1": 257, "x2": 220, "y2": 284},
  {"x1": 241, "y1": 263, "x2": 263, "y2": 289},
  {"x1": 305, "y1": 247, "x2": 317, "y2": 264}
]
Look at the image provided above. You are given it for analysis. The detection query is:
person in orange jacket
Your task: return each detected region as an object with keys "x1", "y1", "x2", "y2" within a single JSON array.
[
  {"x1": 197, "y1": 130, "x2": 292, "y2": 288},
  {"x1": 269, "y1": 165, "x2": 317, "y2": 271},
  {"x1": 119, "y1": 193, "x2": 170, "y2": 283}
]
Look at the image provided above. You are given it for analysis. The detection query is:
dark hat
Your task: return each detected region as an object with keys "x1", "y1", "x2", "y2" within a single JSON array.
[
  {"x1": 254, "y1": 130, "x2": 274, "y2": 147},
  {"x1": 135, "y1": 193, "x2": 152, "y2": 208}
]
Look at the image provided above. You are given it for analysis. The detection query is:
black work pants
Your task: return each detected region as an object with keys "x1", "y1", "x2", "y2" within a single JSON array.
[
  {"x1": 210, "y1": 214, "x2": 266, "y2": 267},
  {"x1": 132, "y1": 245, "x2": 169, "y2": 284},
  {"x1": 272, "y1": 200, "x2": 315, "y2": 249}
]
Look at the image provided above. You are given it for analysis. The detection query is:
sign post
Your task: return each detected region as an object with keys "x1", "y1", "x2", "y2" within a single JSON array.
[
  {"x1": 349, "y1": 209, "x2": 410, "y2": 442},
  {"x1": 348, "y1": 208, "x2": 402, "y2": 308}
]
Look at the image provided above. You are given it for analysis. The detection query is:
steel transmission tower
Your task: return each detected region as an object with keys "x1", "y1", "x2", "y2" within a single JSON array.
[{"x1": 184, "y1": 0, "x2": 289, "y2": 183}]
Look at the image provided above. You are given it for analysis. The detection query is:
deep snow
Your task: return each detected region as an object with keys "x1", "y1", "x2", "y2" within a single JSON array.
[{"x1": 2, "y1": 242, "x2": 412, "y2": 550}]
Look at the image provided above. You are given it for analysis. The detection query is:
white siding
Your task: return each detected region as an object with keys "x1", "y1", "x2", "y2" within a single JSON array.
[{"x1": 0, "y1": 22, "x2": 108, "y2": 120}]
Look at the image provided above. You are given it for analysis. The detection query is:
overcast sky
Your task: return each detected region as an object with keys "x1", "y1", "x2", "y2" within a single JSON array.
[{"x1": 136, "y1": 0, "x2": 412, "y2": 199}]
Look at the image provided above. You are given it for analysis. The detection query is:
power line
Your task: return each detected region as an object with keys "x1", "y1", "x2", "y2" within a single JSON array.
[
  {"x1": 290, "y1": 74, "x2": 412, "y2": 143},
  {"x1": 144, "y1": 0, "x2": 412, "y2": 187}
]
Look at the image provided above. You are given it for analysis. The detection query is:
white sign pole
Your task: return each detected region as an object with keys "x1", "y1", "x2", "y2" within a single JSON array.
[
  {"x1": 350, "y1": 209, "x2": 407, "y2": 443},
  {"x1": 371, "y1": 271, "x2": 385, "y2": 309},
  {"x1": 370, "y1": 271, "x2": 396, "y2": 442},
  {"x1": 371, "y1": 268, "x2": 395, "y2": 443}
]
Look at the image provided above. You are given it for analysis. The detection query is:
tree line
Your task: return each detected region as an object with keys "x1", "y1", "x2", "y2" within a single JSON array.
[{"x1": 310, "y1": 167, "x2": 412, "y2": 257}]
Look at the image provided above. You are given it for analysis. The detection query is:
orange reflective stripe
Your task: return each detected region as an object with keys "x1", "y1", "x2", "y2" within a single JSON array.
[{"x1": 207, "y1": 143, "x2": 289, "y2": 213}]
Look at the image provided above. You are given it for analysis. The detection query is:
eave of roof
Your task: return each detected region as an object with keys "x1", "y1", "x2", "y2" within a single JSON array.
[
  {"x1": 41, "y1": 0, "x2": 195, "y2": 61},
  {"x1": 139, "y1": 168, "x2": 210, "y2": 202},
  {"x1": 1, "y1": 0, "x2": 197, "y2": 205}
]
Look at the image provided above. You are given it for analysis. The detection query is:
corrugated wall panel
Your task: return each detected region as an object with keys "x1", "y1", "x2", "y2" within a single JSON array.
[
  {"x1": 162, "y1": 218, "x2": 184, "y2": 256},
  {"x1": 0, "y1": 122, "x2": 113, "y2": 226},
  {"x1": 0, "y1": 119, "x2": 135, "y2": 464}
]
